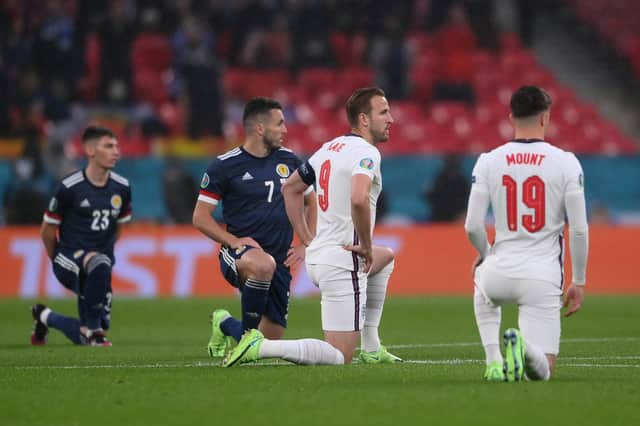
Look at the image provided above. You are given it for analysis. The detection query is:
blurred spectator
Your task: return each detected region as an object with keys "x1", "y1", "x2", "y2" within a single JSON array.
[
  {"x1": 227, "y1": 0, "x2": 273, "y2": 66},
  {"x1": 207, "y1": 0, "x2": 228, "y2": 32},
  {"x1": 424, "y1": 155, "x2": 470, "y2": 222},
  {"x1": 14, "y1": 70, "x2": 47, "y2": 133},
  {"x1": 173, "y1": 15, "x2": 215, "y2": 71},
  {"x1": 173, "y1": 15, "x2": 223, "y2": 138},
  {"x1": 162, "y1": 156, "x2": 197, "y2": 224},
  {"x1": 0, "y1": 56, "x2": 10, "y2": 137},
  {"x1": 431, "y1": 5, "x2": 477, "y2": 104},
  {"x1": 289, "y1": 0, "x2": 335, "y2": 71},
  {"x1": 426, "y1": 0, "x2": 498, "y2": 50},
  {"x1": 3, "y1": 126, "x2": 52, "y2": 224},
  {"x1": 31, "y1": 0, "x2": 79, "y2": 88},
  {"x1": 43, "y1": 78, "x2": 72, "y2": 122},
  {"x1": 98, "y1": 0, "x2": 135, "y2": 105},
  {"x1": 370, "y1": 30, "x2": 411, "y2": 100}
]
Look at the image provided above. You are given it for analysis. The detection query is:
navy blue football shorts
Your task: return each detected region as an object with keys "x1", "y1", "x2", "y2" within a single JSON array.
[
  {"x1": 219, "y1": 245, "x2": 291, "y2": 328},
  {"x1": 51, "y1": 247, "x2": 87, "y2": 293}
]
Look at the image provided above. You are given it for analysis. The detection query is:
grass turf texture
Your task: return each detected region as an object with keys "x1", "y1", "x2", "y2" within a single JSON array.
[{"x1": 1, "y1": 296, "x2": 639, "y2": 426}]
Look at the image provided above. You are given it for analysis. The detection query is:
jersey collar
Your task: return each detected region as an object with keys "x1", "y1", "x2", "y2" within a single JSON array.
[
  {"x1": 510, "y1": 138, "x2": 545, "y2": 144},
  {"x1": 83, "y1": 168, "x2": 110, "y2": 189},
  {"x1": 345, "y1": 132, "x2": 366, "y2": 140},
  {"x1": 240, "y1": 146, "x2": 277, "y2": 159}
]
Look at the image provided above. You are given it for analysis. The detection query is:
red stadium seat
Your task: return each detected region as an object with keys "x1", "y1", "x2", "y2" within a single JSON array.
[
  {"x1": 283, "y1": 122, "x2": 308, "y2": 154},
  {"x1": 133, "y1": 69, "x2": 170, "y2": 106},
  {"x1": 298, "y1": 68, "x2": 338, "y2": 92},
  {"x1": 468, "y1": 122, "x2": 502, "y2": 153},
  {"x1": 388, "y1": 101, "x2": 423, "y2": 125},
  {"x1": 131, "y1": 33, "x2": 172, "y2": 72},
  {"x1": 500, "y1": 32, "x2": 524, "y2": 51},
  {"x1": 79, "y1": 33, "x2": 101, "y2": 101},
  {"x1": 434, "y1": 25, "x2": 477, "y2": 51},
  {"x1": 406, "y1": 31, "x2": 433, "y2": 55},
  {"x1": 500, "y1": 51, "x2": 538, "y2": 74},
  {"x1": 243, "y1": 69, "x2": 290, "y2": 100},
  {"x1": 158, "y1": 102, "x2": 185, "y2": 136},
  {"x1": 429, "y1": 102, "x2": 471, "y2": 125},
  {"x1": 338, "y1": 66, "x2": 375, "y2": 92},
  {"x1": 330, "y1": 32, "x2": 351, "y2": 66}
]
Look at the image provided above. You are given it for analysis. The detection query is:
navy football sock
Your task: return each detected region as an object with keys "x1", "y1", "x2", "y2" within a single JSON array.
[
  {"x1": 84, "y1": 255, "x2": 111, "y2": 330},
  {"x1": 241, "y1": 278, "x2": 271, "y2": 331},
  {"x1": 220, "y1": 316, "x2": 243, "y2": 342},
  {"x1": 47, "y1": 311, "x2": 83, "y2": 344},
  {"x1": 101, "y1": 290, "x2": 113, "y2": 330},
  {"x1": 77, "y1": 295, "x2": 87, "y2": 327}
]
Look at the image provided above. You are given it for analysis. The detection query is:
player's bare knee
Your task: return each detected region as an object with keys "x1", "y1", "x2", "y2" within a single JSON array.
[
  {"x1": 253, "y1": 255, "x2": 276, "y2": 280},
  {"x1": 383, "y1": 247, "x2": 395, "y2": 263},
  {"x1": 371, "y1": 246, "x2": 395, "y2": 276},
  {"x1": 374, "y1": 246, "x2": 394, "y2": 265},
  {"x1": 82, "y1": 252, "x2": 98, "y2": 269}
]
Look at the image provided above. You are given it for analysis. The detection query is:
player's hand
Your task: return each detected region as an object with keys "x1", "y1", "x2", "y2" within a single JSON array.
[
  {"x1": 471, "y1": 255, "x2": 484, "y2": 278},
  {"x1": 232, "y1": 237, "x2": 262, "y2": 250},
  {"x1": 563, "y1": 284, "x2": 584, "y2": 317},
  {"x1": 284, "y1": 245, "x2": 306, "y2": 267},
  {"x1": 344, "y1": 244, "x2": 373, "y2": 273}
]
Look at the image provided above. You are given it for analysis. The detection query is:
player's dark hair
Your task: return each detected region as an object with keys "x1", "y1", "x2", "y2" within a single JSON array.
[
  {"x1": 242, "y1": 97, "x2": 283, "y2": 127},
  {"x1": 82, "y1": 125, "x2": 115, "y2": 143},
  {"x1": 510, "y1": 86, "x2": 552, "y2": 119},
  {"x1": 346, "y1": 87, "x2": 386, "y2": 127}
]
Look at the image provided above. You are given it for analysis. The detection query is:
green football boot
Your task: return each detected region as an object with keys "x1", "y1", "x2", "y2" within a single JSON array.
[
  {"x1": 222, "y1": 329, "x2": 264, "y2": 367},
  {"x1": 207, "y1": 309, "x2": 231, "y2": 358},
  {"x1": 484, "y1": 361, "x2": 506, "y2": 381},
  {"x1": 503, "y1": 328, "x2": 525, "y2": 382},
  {"x1": 359, "y1": 344, "x2": 403, "y2": 364}
]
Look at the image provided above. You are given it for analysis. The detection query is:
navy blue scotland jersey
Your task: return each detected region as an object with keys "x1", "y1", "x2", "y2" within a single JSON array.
[
  {"x1": 43, "y1": 169, "x2": 132, "y2": 262},
  {"x1": 198, "y1": 147, "x2": 302, "y2": 264}
]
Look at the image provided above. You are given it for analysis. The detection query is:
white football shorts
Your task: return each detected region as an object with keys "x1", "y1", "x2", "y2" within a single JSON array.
[
  {"x1": 307, "y1": 263, "x2": 367, "y2": 332},
  {"x1": 475, "y1": 258, "x2": 563, "y2": 355}
]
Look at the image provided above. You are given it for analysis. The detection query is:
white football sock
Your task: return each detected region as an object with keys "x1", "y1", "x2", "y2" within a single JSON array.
[
  {"x1": 259, "y1": 339, "x2": 345, "y2": 365},
  {"x1": 524, "y1": 340, "x2": 551, "y2": 380},
  {"x1": 474, "y1": 288, "x2": 503, "y2": 364},
  {"x1": 361, "y1": 260, "x2": 394, "y2": 352},
  {"x1": 40, "y1": 308, "x2": 52, "y2": 325}
]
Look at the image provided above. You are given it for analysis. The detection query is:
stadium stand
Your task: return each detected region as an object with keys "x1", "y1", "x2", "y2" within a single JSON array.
[{"x1": 0, "y1": 0, "x2": 638, "y2": 224}]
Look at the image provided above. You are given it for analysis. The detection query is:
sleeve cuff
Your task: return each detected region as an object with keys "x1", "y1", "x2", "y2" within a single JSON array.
[{"x1": 43, "y1": 212, "x2": 61, "y2": 225}]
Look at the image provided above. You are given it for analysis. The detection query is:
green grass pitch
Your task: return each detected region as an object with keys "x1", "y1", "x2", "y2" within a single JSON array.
[{"x1": 1, "y1": 296, "x2": 639, "y2": 426}]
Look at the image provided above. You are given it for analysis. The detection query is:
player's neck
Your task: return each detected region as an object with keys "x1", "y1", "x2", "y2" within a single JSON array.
[
  {"x1": 513, "y1": 127, "x2": 544, "y2": 141},
  {"x1": 242, "y1": 140, "x2": 271, "y2": 158},
  {"x1": 85, "y1": 164, "x2": 110, "y2": 186},
  {"x1": 351, "y1": 129, "x2": 374, "y2": 145}
]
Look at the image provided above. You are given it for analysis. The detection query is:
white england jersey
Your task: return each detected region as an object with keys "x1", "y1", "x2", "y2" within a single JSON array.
[
  {"x1": 471, "y1": 140, "x2": 584, "y2": 284},
  {"x1": 305, "y1": 134, "x2": 382, "y2": 270}
]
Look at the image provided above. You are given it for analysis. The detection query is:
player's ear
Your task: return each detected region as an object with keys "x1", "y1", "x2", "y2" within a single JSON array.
[
  {"x1": 540, "y1": 111, "x2": 549, "y2": 127},
  {"x1": 359, "y1": 112, "x2": 369, "y2": 128},
  {"x1": 255, "y1": 120, "x2": 265, "y2": 136},
  {"x1": 84, "y1": 140, "x2": 95, "y2": 157}
]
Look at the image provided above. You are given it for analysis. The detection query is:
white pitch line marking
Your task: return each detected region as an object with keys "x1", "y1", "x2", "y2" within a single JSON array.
[
  {"x1": 385, "y1": 337, "x2": 640, "y2": 350},
  {"x1": 7, "y1": 337, "x2": 639, "y2": 370},
  {"x1": 8, "y1": 356, "x2": 640, "y2": 370}
]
